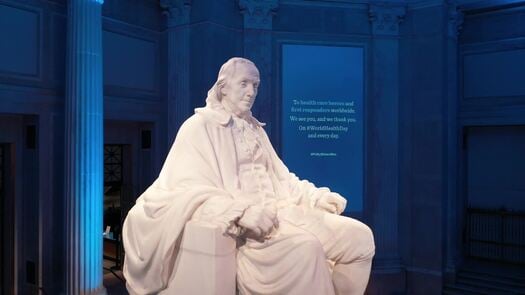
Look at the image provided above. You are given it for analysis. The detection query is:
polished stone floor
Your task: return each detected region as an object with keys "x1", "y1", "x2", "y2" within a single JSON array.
[{"x1": 103, "y1": 260, "x2": 127, "y2": 294}]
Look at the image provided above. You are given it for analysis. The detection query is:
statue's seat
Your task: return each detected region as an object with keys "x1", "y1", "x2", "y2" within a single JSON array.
[
  {"x1": 159, "y1": 219, "x2": 337, "y2": 295},
  {"x1": 160, "y1": 220, "x2": 237, "y2": 295}
]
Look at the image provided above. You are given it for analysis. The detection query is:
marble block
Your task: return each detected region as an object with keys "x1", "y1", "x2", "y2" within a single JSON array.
[{"x1": 160, "y1": 220, "x2": 237, "y2": 295}]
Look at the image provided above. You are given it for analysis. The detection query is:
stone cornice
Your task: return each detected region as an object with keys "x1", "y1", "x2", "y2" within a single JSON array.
[
  {"x1": 160, "y1": 0, "x2": 191, "y2": 27},
  {"x1": 238, "y1": 0, "x2": 279, "y2": 30},
  {"x1": 369, "y1": 3, "x2": 406, "y2": 36}
]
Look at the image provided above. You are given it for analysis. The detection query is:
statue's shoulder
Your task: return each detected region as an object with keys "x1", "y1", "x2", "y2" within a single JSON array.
[
  {"x1": 179, "y1": 113, "x2": 208, "y2": 133},
  {"x1": 193, "y1": 107, "x2": 232, "y2": 127},
  {"x1": 178, "y1": 109, "x2": 228, "y2": 135}
]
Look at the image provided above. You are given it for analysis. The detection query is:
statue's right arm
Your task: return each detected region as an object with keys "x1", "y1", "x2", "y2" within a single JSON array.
[{"x1": 169, "y1": 115, "x2": 267, "y2": 238}]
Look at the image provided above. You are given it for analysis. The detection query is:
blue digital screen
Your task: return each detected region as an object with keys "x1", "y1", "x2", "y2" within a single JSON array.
[{"x1": 282, "y1": 44, "x2": 364, "y2": 212}]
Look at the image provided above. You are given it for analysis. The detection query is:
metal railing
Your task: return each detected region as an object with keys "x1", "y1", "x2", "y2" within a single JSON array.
[{"x1": 465, "y1": 208, "x2": 525, "y2": 264}]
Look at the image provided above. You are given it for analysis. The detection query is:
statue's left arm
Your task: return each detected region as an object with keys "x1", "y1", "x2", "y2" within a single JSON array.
[
  {"x1": 259, "y1": 128, "x2": 346, "y2": 214},
  {"x1": 286, "y1": 172, "x2": 346, "y2": 214}
]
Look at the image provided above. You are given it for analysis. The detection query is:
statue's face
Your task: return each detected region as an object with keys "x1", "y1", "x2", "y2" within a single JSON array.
[{"x1": 221, "y1": 63, "x2": 260, "y2": 117}]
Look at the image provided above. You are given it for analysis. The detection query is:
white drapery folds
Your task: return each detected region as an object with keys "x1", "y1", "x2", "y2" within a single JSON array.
[{"x1": 122, "y1": 85, "x2": 326, "y2": 294}]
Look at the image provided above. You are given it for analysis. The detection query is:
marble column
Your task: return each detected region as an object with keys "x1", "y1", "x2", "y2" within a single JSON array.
[
  {"x1": 64, "y1": 0, "x2": 106, "y2": 294},
  {"x1": 368, "y1": 3, "x2": 405, "y2": 270},
  {"x1": 238, "y1": 0, "x2": 278, "y2": 140},
  {"x1": 161, "y1": 0, "x2": 191, "y2": 145}
]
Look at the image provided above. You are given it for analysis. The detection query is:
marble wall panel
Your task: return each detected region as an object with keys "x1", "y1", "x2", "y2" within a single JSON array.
[{"x1": 0, "y1": 2, "x2": 40, "y2": 79}]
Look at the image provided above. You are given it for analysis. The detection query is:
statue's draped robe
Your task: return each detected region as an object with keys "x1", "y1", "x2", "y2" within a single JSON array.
[{"x1": 123, "y1": 107, "x2": 336, "y2": 295}]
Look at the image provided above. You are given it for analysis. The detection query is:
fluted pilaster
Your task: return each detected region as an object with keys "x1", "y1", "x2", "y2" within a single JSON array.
[
  {"x1": 161, "y1": 0, "x2": 191, "y2": 144},
  {"x1": 445, "y1": 1, "x2": 461, "y2": 276},
  {"x1": 447, "y1": 2, "x2": 463, "y2": 39},
  {"x1": 368, "y1": 3, "x2": 405, "y2": 270},
  {"x1": 238, "y1": 0, "x2": 278, "y2": 139},
  {"x1": 64, "y1": 0, "x2": 105, "y2": 294}
]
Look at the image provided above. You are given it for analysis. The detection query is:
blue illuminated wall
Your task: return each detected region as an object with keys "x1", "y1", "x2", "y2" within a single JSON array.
[
  {"x1": 0, "y1": 0, "x2": 165, "y2": 293},
  {"x1": 282, "y1": 44, "x2": 364, "y2": 213},
  {"x1": 1, "y1": 0, "x2": 524, "y2": 294}
]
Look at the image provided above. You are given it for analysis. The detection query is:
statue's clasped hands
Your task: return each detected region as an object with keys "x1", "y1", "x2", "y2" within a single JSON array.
[
  {"x1": 315, "y1": 192, "x2": 347, "y2": 215},
  {"x1": 237, "y1": 203, "x2": 278, "y2": 241}
]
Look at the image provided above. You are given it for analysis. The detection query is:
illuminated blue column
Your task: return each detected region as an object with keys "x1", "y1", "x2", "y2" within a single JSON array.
[{"x1": 64, "y1": 0, "x2": 106, "y2": 294}]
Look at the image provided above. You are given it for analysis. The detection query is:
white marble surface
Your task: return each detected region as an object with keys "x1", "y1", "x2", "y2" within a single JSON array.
[{"x1": 122, "y1": 58, "x2": 375, "y2": 295}]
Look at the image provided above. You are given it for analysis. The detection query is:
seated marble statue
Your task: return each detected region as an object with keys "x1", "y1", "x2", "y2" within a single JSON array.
[{"x1": 122, "y1": 57, "x2": 375, "y2": 295}]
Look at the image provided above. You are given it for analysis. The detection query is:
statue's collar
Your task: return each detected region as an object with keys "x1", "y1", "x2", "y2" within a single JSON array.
[{"x1": 194, "y1": 107, "x2": 266, "y2": 127}]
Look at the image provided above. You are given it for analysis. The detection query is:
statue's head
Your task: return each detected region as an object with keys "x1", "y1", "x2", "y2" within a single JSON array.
[{"x1": 216, "y1": 57, "x2": 260, "y2": 118}]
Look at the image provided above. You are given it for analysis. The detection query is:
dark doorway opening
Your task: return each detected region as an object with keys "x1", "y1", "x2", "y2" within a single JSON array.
[
  {"x1": 102, "y1": 120, "x2": 155, "y2": 283},
  {"x1": 1, "y1": 144, "x2": 3, "y2": 294},
  {"x1": 103, "y1": 144, "x2": 125, "y2": 270},
  {"x1": 446, "y1": 126, "x2": 525, "y2": 294},
  {"x1": 1, "y1": 144, "x2": 14, "y2": 295},
  {"x1": 463, "y1": 125, "x2": 525, "y2": 265}
]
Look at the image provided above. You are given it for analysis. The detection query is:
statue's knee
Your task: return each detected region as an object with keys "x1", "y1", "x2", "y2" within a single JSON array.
[
  {"x1": 359, "y1": 224, "x2": 375, "y2": 259},
  {"x1": 343, "y1": 221, "x2": 375, "y2": 260},
  {"x1": 353, "y1": 222, "x2": 375, "y2": 259}
]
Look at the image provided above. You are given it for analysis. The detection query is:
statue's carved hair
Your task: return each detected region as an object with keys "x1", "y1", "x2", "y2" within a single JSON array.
[
  {"x1": 206, "y1": 57, "x2": 259, "y2": 109},
  {"x1": 216, "y1": 57, "x2": 257, "y2": 92}
]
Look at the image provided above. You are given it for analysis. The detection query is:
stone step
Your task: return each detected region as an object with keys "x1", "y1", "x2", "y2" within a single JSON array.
[
  {"x1": 443, "y1": 288, "x2": 476, "y2": 295},
  {"x1": 443, "y1": 284, "x2": 492, "y2": 295},
  {"x1": 462, "y1": 269, "x2": 525, "y2": 284},
  {"x1": 458, "y1": 272, "x2": 525, "y2": 290},
  {"x1": 456, "y1": 277, "x2": 525, "y2": 294}
]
